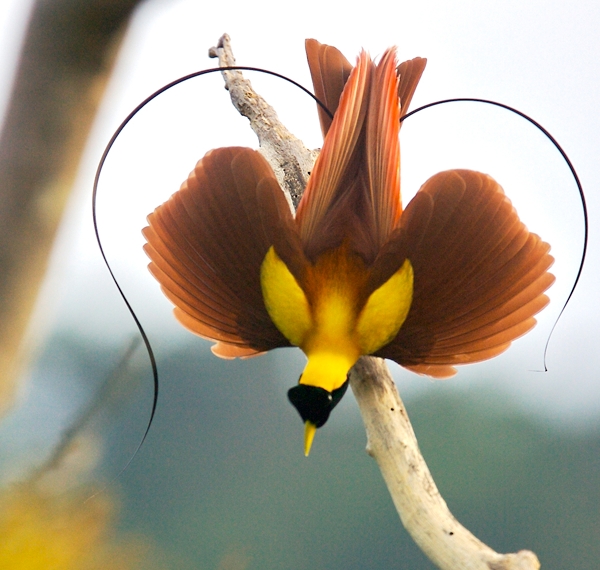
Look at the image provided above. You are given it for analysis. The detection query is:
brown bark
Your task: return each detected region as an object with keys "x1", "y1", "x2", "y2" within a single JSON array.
[{"x1": 0, "y1": 0, "x2": 146, "y2": 412}]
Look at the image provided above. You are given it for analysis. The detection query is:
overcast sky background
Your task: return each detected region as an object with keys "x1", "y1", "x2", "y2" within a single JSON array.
[{"x1": 1, "y1": 0, "x2": 599, "y2": 429}]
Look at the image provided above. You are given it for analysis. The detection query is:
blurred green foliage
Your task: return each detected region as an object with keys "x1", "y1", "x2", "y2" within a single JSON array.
[{"x1": 12, "y1": 334, "x2": 600, "y2": 569}]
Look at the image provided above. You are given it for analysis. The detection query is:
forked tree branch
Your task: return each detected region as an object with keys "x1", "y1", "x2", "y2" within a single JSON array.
[{"x1": 209, "y1": 34, "x2": 540, "y2": 570}]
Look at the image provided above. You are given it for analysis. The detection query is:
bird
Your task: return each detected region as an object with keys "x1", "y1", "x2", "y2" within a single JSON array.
[{"x1": 142, "y1": 39, "x2": 554, "y2": 456}]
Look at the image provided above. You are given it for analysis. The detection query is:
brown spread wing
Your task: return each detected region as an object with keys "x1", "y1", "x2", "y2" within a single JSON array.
[
  {"x1": 376, "y1": 169, "x2": 554, "y2": 377},
  {"x1": 143, "y1": 147, "x2": 294, "y2": 357}
]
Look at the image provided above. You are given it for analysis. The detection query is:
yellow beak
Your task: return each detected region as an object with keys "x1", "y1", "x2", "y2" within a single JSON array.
[{"x1": 304, "y1": 421, "x2": 317, "y2": 456}]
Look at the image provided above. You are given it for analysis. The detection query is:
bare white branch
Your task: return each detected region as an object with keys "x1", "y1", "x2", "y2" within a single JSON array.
[
  {"x1": 350, "y1": 357, "x2": 540, "y2": 570},
  {"x1": 210, "y1": 34, "x2": 541, "y2": 570},
  {"x1": 209, "y1": 34, "x2": 319, "y2": 210}
]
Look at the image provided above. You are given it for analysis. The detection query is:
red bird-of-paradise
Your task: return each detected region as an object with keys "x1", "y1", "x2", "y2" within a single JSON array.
[{"x1": 142, "y1": 40, "x2": 554, "y2": 455}]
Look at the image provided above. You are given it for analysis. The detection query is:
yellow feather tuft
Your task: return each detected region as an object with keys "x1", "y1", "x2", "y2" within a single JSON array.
[
  {"x1": 260, "y1": 246, "x2": 312, "y2": 347},
  {"x1": 356, "y1": 259, "x2": 414, "y2": 354}
]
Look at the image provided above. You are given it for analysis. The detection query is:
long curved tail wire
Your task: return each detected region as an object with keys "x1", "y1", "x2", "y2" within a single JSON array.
[
  {"x1": 92, "y1": 66, "x2": 333, "y2": 467},
  {"x1": 94, "y1": 73, "x2": 583, "y2": 464},
  {"x1": 401, "y1": 98, "x2": 587, "y2": 371}
]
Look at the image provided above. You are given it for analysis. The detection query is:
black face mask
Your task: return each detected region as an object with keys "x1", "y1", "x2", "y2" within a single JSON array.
[{"x1": 287, "y1": 377, "x2": 350, "y2": 428}]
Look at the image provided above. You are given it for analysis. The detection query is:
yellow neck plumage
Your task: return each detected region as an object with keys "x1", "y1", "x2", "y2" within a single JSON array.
[{"x1": 260, "y1": 244, "x2": 413, "y2": 454}]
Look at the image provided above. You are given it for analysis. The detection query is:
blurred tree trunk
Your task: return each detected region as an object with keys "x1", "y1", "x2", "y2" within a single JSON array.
[{"x1": 0, "y1": 0, "x2": 146, "y2": 413}]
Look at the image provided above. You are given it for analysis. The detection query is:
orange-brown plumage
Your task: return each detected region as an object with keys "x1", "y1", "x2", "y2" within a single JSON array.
[{"x1": 143, "y1": 40, "x2": 554, "y2": 450}]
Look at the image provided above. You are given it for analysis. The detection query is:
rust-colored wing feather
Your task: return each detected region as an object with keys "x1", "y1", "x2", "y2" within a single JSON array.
[
  {"x1": 377, "y1": 170, "x2": 554, "y2": 377},
  {"x1": 143, "y1": 147, "x2": 293, "y2": 356},
  {"x1": 305, "y1": 39, "x2": 354, "y2": 138},
  {"x1": 295, "y1": 50, "x2": 371, "y2": 260},
  {"x1": 305, "y1": 39, "x2": 426, "y2": 136},
  {"x1": 300, "y1": 42, "x2": 427, "y2": 263},
  {"x1": 365, "y1": 48, "x2": 403, "y2": 249},
  {"x1": 396, "y1": 57, "x2": 427, "y2": 121}
]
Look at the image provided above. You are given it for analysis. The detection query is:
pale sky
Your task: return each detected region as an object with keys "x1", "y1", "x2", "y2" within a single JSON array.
[{"x1": 2, "y1": 0, "x2": 600, "y2": 424}]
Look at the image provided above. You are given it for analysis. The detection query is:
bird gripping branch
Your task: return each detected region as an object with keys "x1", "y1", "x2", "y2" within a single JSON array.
[{"x1": 143, "y1": 40, "x2": 554, "y2": 455}]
